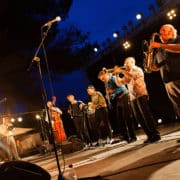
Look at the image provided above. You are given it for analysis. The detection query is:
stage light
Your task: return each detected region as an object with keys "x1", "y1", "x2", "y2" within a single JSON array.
[
  {"x1": 136, "y1": 13, "x2": 143, "y2": 20},
  {"x1": 158, "y1": 119, "x2": 163, "y2": 124},
  {"x1": 10, "y1": 118, "x2": 15, "y2": 123},
  {"x1": 138, "y1": 124, "x2": 141, "y2": 128},
  {"x1": 17, "y1": 117, "x2": 23, "y2": 122},
  {"x1": 35, "y1": 114, "x2": 41, "y2": 120},
  {"x1": 113, "y1": 31, "x2": 119, "y2": 38},
  {"x1": 93, "y1": 47, "x2": 98, "y2": 52},
  {"x1": 123, "y1": 41, "x2": 131, "y2": 49},
  {"x1": 167, "y1": 9, "x2": 176, "y2": 20}
]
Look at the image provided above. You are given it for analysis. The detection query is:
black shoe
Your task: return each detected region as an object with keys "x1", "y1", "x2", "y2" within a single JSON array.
[
  {"x1": 144, "y1": 138, "x2": 152, "y2": 144},
  {"x1": 151, "y1": 135, "x2": 161, "y2": 143},
  {"x1": 129, "y1": 137, "x2": 137, "y2": 143},
  {"x1": 94, "y1": 142, "x2": 100, "y2": 147},
  {"x1": 144, "y1": 135, "x2": 161, "y2": 144},
  {"x1": 123, "y1": 137, "x2": 131, "y2": 143}
]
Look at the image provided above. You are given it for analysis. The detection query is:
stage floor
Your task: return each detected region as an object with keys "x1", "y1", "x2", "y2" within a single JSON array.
[{"x1": 23, "y1": 122, "x2": 180, "y2": 180}]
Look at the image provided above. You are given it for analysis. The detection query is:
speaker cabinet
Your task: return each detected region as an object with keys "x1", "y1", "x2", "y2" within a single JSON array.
[{"x1": 0, "y1": 160, "x2": 50, "y2": 180}]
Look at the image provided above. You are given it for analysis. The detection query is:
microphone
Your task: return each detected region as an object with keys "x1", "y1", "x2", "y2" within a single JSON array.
[{"x1": 42, "y1": 16, "x2": 61, "y2": 27}]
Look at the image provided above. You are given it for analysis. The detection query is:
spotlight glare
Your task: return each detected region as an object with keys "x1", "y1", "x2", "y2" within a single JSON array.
[
  {"x1": 18, "y1": 117, "x2": 23, "y2": 122},
  {"x1": 93, "y1": 47, "x2": 98, "y2": 52},
  {"x1": 113, "y1": 32, "x2": 118, "y2": 38},
  {"x1": 11, "y1": 118, "x2": 15, "y2": 123},
  {"x1": 35, "y1": 114, "x2": 41, "y2": 120},
  {"x1": 136, "y1": 13, "x2": 142, "y2": 20},
  {"x1": 123, "y1": 41, "x2": 131, "y2": 49},
  {"x1": 166, "y1": 9, "x2": 176, "y2": 20},
  {"x1": 158, "y1": 119, "x2": 162, "y2": 124}
]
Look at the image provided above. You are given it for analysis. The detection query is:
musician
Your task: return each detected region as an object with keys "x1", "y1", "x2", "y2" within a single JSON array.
[
  {"x1": 47, "y1": 96, "x2": 66, "y2": 144},
  {"x1": 86, "y1": 85, "x2": 113, "y2": 146},
  {"x1": 150, "y1": 24, "x2": 180, "y2": 142},
  {"x1": 0, "y1": 117, "x2": 20, "y2": 161},
  {"x1": 114, "y1": 57, "x2": 161, "y2": 143},
  {"x1": 98, "y1": 70, "x2": 136, "y2": 143},
  {"x1": 66, "y1": 94, "x2": 91, "y2": 146}
]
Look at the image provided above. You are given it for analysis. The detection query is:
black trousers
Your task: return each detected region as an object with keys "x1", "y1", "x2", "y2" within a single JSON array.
[
  {"x1": 73, "y1": 116, "x2": 90, "y2": 144},
  {"x1": 116, "y1": 94, "x2": 136, "y2": 141},
  {"x1": 131, "y1": 95, "x2": 160, "y2": 139},
  {"x1": 86, "y1": 113, "x2": 97, "y2": 142},
  {"x1": 94, "y1": 107, "x2": 112, "y2": 140}
]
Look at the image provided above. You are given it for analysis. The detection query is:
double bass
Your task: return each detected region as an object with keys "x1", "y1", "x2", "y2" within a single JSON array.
[{"x1": 47, "y1": 101, "x2": 67, "y2": 143}]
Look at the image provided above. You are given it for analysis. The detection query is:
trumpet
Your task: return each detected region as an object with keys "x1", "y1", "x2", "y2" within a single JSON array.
[
  {"x1": 102, "y1": 66, "x2": 126, "y2": 74},
  {"x1": 102, "y1": 67, "x2": 114, "y2": 73},
  {"x1": 143, "y1": 32, "x2": 160, "y2": 73}
]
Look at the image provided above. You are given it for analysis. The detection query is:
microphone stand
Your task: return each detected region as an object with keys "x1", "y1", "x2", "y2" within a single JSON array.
[{"x1": 27, "y1": 25, "x2": 64, "y2": 180}]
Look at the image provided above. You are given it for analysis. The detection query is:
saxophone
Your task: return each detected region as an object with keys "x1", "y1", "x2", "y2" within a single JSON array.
[{"x1": 143, "y1": 32, "x2": 159, "y2": 73}]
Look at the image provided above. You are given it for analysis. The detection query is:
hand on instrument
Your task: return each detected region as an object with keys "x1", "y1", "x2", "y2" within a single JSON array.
[
  {"x1": 88, "y1": 102, "x2": 95, "y2": 109},
  {"x1": 113, "y1": 65, "x2": 120, "y2": 74},
  {"x1": 150, "y1": 41, "x2": 161, "y2": 49}
]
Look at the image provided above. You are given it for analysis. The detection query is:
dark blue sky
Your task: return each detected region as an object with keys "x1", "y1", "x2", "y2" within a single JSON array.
[
  {"x1": 51, "y1": 0, "x2": 157, "y2": 105},
  {"x1": 61, "y1": 0, "x2": 156, "y2": 44}
]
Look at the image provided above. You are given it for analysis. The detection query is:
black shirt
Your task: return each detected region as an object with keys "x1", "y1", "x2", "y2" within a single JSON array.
[
  {"x1": 154, "y1": 36, "x2": 180, "y2": 83},
  {"x1": 69, "y1": 101, "x2": 84, "y2": 117}
]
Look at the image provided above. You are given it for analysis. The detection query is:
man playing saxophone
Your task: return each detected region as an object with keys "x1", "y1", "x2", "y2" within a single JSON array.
[
  {"x1": 150, "y1": 24, "x2": 180, "y2": 117},
  {"x1": 150, "y1": 24, "x2": 180, "y2": 142}
]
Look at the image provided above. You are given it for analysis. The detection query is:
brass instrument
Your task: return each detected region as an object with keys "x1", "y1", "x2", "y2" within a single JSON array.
[
  {"x1": 102, "y1": 66, "x2": 125, "y2": 74},
  {"x1": 102, "y1": 67, "x2": 114, "y2": 73},
  {"x1": 143, "y1": 32, "x2": 160, "y2": 73}
]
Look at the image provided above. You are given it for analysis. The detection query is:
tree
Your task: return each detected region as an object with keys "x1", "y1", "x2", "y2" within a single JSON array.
[{"x1": 0, "y1": 0, "x2": 94, "y2": 111}]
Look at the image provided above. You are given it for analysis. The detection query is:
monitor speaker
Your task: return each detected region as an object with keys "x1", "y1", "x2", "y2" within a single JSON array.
[{"x1": 0, "y1": 160, "x2": 51, "y2": 180}]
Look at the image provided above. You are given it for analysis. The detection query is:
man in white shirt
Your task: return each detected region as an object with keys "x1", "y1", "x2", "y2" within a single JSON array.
[{"x1": 0, "y1": 117, "x2": 20, "y2": 161}]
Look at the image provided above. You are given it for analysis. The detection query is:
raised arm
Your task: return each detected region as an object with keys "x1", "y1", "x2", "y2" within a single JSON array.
[{"x1": 151, "y1": 42, "x2": 180, "y2": 53}]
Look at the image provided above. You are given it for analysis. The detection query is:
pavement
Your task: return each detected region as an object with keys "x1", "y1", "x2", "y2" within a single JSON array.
[{"x1": 3, "y1": 122, "x2": 180, "y2": 180}]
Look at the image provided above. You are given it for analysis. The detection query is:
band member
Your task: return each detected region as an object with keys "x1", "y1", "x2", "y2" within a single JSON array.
[
  {"x1": 150, "y1": 24, "x2": 180, "y2": 142},
  {"x1": 98, "y1": 70, "x2": 137, "y2": 143},
  {"x1": 66, "y1": 94, "x2": 91, "y2": 146},
  {"x1": 150, "y1": 24, "x2": 180, "y2": 119},
  {"x1": 0, "y1": 117, "x2": 20, "y2": 161},
  {"x1": 47, "y1": 96, "x2": 66, "y2": 144},
  {"x1": 114, "y1": 57, "x2": 161, "y2": 143},
  {"x1": 87, "y1": 85, "x2": 113, "y2": 146}
]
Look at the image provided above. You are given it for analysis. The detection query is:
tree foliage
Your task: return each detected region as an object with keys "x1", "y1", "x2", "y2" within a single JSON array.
[{"x1": 0, "y1": 0, "x2": 94, "y2": 111}]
